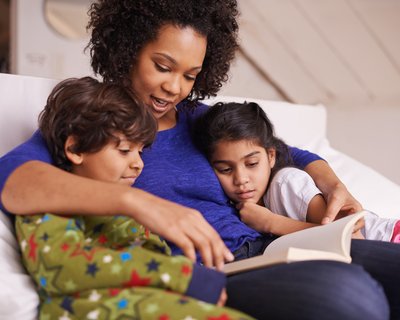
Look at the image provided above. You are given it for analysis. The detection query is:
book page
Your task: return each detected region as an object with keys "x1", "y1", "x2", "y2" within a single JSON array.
[{"x1": 223, "y1": 211, "x2": 366, "y2": 275}]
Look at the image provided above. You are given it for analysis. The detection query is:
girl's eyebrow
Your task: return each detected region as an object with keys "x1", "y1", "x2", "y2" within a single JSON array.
[
  {"x1": 212, "y1": 151, "x2": 260, "y2": 164},
  {"x1": 154, "y1": 53, "x2": 202, "y2": 71}
]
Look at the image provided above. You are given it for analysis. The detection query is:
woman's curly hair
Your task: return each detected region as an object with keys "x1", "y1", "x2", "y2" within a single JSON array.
[{"x1": 86, "y1": 0, "x2": 239, "y2": 104}]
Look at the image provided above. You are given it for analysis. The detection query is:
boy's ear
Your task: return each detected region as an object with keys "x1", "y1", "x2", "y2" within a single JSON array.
[
  {"x1": 267, "y1": 148, "x2": 276, "y2": 168},
  {"x1": 64, "y1": 136, "x2": 83, "y2": 165}
]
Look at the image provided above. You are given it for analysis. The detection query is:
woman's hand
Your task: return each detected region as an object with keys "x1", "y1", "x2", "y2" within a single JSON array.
[
  {"x1": 304, "y1": 160, "x2": 363, "y2": 224},
  {"x1": 123, "y1": 188, "x2": 235, "y2": 270},
  {"x1": 321, "y1": 182, "x2": 363, "y2": 224},
  {"x1": 3, "y1": 161, "x2": 234, "y2": 270}
]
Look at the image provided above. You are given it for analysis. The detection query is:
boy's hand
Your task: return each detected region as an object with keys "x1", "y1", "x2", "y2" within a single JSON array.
[{"x1": 217, "y1": 288, "x2": 227, "y2": 307}]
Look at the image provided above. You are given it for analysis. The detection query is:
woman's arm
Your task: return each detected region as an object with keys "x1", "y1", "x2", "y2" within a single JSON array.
[
  {"x1": 2, "y1": 161, "x2": 234, "y2": 269},
  {"x1": 304, "y1": 160, "x2": 363, "y2": 223},
  {"x1": 289, "y1": 146, "x2": 362, "y2": 223}
]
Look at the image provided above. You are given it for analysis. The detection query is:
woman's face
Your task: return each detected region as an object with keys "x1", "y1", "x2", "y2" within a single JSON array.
[{"x1": 130, "y1": 24, "x2": 207, "y2": 129}]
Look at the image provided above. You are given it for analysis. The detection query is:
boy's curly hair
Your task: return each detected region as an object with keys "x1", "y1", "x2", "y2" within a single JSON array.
[
  {"x1": 86, "y1": 0, "x2": 239, "y2": 104},
  {"x1": 39, "y1": 77, "x2": 157, "y2": 172}
]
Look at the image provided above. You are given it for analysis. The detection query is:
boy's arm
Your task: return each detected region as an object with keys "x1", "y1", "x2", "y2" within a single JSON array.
[{"x1": 15, "y1": 213, "x2": 226, "y2": 304}]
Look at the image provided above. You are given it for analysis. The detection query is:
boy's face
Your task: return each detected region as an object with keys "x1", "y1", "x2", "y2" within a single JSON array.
[
  {"x1": 70, "y1": 135, "x2": 144, "y2": 186},
  {"x1": 211, "y1": 140, "x2": 276, "y2": 205}
]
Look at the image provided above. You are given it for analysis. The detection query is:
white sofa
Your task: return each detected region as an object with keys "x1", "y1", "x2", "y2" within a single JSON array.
[{"x1": 1, "y1": 73, "x2": 400, "y2": 319}]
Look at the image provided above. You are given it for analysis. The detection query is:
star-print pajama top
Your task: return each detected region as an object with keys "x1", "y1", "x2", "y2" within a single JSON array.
[{"x1": 15, "y1": 213, "x2": 252, "y2": 320}]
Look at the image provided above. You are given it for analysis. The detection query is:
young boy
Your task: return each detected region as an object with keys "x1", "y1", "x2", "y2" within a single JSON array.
[
  {"x1": 194, "y1": 101, "x2": 400, "y2": 242},
  {"x1": 15, "y1": 77, "x2": 252, "y2": 320}
]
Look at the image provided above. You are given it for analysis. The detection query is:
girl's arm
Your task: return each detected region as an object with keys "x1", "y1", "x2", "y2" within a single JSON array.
[
  {"x1": 2, "y1": 161, "x2": 233, "y2": 269},
  {"x1": 237, "y1": 202, "x2": 317, "y2": 235}
]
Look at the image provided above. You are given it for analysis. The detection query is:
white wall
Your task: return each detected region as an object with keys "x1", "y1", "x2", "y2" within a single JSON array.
[
  {"x1": 10, "y1": 0, "x2": 92, "y2": 80},
  {"x1": 221, "y1": 0, "x2": 400, "y2": 185}
]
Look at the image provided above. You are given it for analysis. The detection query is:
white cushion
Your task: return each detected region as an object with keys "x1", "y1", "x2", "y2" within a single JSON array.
[{"x1": 0, "y1": 210, "x2": 39, "y2": 320}]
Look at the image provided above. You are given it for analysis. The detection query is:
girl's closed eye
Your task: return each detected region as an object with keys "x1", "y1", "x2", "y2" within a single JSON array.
[
  {"x1": 246, "y1": 161, "x2": 259, "y2": 168},
  {"x1": 214, "y1": 166, "x2": 232, "y2": 174}
]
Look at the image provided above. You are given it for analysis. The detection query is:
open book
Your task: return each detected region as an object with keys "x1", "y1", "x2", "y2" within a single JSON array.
[{"x1": 223, "y1": 211, "x2": 366, "y2": 275}]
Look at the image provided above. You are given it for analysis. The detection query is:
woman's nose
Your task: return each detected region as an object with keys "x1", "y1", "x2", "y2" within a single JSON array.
[{"x1": 162, "y1": 75, "x2": 181, "y2": 96}]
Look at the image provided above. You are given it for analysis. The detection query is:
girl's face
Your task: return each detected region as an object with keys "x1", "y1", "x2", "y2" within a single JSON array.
[
  {"x1": 68, "y1": 134, "x2": 144, "y2": 186},
  {"x1": 130, "y1": 24, "x2": 207, "y2": 130},
  {"x1": 211, "y1": 140, "x2": 276, "y2": 204}
]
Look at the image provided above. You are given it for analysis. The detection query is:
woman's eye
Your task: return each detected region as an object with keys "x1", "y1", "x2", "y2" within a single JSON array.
[
  {"x1": 119, "y1": 149, "x2": 130, "y2": 155},
  {"x1": 184, "y1": 74, "x2": 196, "y2": 81},
  {"x1": 155, "y1": 63, "x2": 169, "y2": 73}
]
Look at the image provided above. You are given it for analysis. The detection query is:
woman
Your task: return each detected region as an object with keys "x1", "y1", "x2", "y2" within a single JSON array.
[{"x1": 1, "y1": 0, "x2": 398, "y2": 318}]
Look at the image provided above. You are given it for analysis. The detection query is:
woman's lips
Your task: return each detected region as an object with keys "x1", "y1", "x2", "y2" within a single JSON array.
[{"x1": 151, "y1": 96, "x2": 171, "y2": 113}]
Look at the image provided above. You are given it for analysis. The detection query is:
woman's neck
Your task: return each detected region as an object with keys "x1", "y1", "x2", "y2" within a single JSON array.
[{"x1": 157, "y1": 108, "x2": 178, "y2": 131}]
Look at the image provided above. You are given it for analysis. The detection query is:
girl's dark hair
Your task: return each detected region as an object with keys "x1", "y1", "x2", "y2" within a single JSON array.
[
  {"x1": 86, "y1": 0, "x2": 239, "y2": 105},
  {"x1": 39, "y1": 76, "x2": 157, "y2": 171},
  {"x1": 193, "y1": 101, "x2": 293, "y2": 174}
]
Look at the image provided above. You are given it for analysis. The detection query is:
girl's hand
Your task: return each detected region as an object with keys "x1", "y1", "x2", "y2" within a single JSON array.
[{"x1": 236, "y1": 202, "x2": 273, "y2": 232}]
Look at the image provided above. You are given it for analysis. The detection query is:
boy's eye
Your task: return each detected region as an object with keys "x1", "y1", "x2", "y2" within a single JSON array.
[{"x1": 119, "y1": 149, "x2": 130, "y2": 155}]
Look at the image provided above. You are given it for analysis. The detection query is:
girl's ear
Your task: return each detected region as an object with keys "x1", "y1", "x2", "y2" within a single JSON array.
[
  {"x1": 64, "y1": 136, "x2": 83, "y2": 165},
  {"x1": 267, "y1": 148, "x2": 276, "y2": 168}
]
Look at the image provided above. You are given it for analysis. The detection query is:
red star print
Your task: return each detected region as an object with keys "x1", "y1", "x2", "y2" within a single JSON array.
[
  {"x1": 208, "y1": 315, "x2": 232, "y2": 320},
  {"x1": 70, "y1": 243, "x2": 103, "y2": 261},
  {"x1": 158, "y1": 315, "x2": 170, "y2": 320},
  {"x1": 123, "y1": 270, "x2": 152, "y2": 287},
  {"x1": 98, "y1": 234, "x2": 108, "y2": 244},
  {"x1": 28, "y1": 234, "x2": 38, "y2": 262},
  {"x1": 181, "y1": 264, "x2": 192, "y2": 276},
  {"x1": 61, "y1": 243, "x2": 70, "y2": 251},
  {"x1": 108, "y1": 288, "x2": 120, "y2": 296}
]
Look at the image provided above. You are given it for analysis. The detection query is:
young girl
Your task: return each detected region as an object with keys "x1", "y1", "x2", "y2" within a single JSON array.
[
  {"x1": 15, "y1": 77, "x2": 251, "y2": 319},
  {"x1": 194, "y1": 101, "x2": 400, "y2": 242}
]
